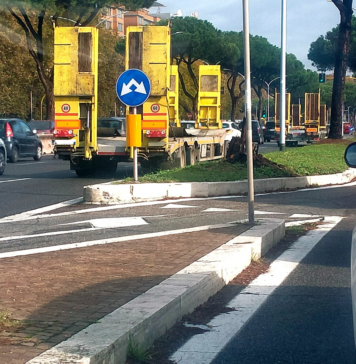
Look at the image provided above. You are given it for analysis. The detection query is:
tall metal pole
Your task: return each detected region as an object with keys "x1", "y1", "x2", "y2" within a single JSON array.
[
  {"x1": 242, "y1": 0, "x2": 254, "y2": 224},
  {"x1": 267, "y1": 84, "x2": 270, "y2": 121},
  {"x1": 280, "y1": 0, "x2": 287, "y2": 151}
]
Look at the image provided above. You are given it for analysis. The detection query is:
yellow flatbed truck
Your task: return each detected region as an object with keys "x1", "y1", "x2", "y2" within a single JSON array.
[{"x1": 53, "y1": 25, "x2": 230, "y2": 175}]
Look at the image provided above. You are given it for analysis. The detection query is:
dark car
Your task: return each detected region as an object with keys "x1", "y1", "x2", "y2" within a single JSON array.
[
  {"x1": 97, "y1": 117, "x2": 126, "y2": 137},
  {"x1": 27, "y1": 120, "x2": 55, "y2": 135},
  {"x1": 0, "y1": 118, "x2": 42, "y2": 163},
  {"x1": 263, "y1": 120, "x2": 276, "y2": 142},
  {"x1": 237, "y1": 120, "x2": 264, "y2": 144}
]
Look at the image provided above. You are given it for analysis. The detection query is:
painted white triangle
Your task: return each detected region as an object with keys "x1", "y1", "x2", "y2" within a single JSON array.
[
  {"x1": 290, "y1": 214, "x2": 320, "y2": 218},
  {"x1": 254, "y1": 210, "x2": 285, "y2": 215},
  {"x1": 61, "y1": 217, "x2": 148, "y2": 229},
  {"x1": 161, "y1": 204, "x2": 197, "y2": 209},
  {"x1": 203, "y1": 208, "x2": 235, "y2": 212}
]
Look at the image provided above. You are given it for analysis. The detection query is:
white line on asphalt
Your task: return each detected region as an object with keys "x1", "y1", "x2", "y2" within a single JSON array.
[
  {"x1": 0, "y1": 178, "x2": 31, "y2": 184},
  {"x1": 169, "y1": 216, "x2": 342, "y2": 364},
  {"x1": 0, "y1": 197, "x2": 83, "y2": 223},
  {"x1": 0, "y1": 222, "x2": 241, "y2": 259},
  {"x1": 0, "y1": 217, "x2": 148, "y2": 242},
  {"x1": 15, "y1": 162, "x2": 46, "y2": 166}
]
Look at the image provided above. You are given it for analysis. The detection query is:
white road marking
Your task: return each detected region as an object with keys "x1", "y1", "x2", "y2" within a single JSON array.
[
  {"x1": 0, "y1": 217, "x2": 148, "y2": 242},
  {"x1": 60, "y1": 217, "x2": 148, "y2": 228},
  {"x1": 203, "y1": 208, "x2": 235, "y2": 212},
  {"x1": 0, "y1": 222, "x2": 238, "y2": 259},
  {"x1": 285, "y1": 217, "x2": 324, "y2": 227},
  {"x1": 0, "y1": 178, "x2": 31, "y2": 184},
  {"x1": 0, "y1": 197, "x2": 83, "y2": 223},
  {"x1": 255, "y1": 210, "x2": 285, "y2": 215},
  {"x1": 290, "y1": 214, "x2": 320, "y2": 218},
  {"x1": 170, "y1": 216, "x2": 342, "y2": 364},
  {"x1": 161, "y1": 204, "x2": 198, "y2": 209},
  {"x1": 15, "y1": 162, "x2": 45, "y2": 166}
]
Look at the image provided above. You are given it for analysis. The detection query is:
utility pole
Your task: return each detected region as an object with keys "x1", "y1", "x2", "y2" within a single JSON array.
[
  {"x1": 280, "y1": 0, "x2": 287, "y2": 151},
  {"x1": 242, "y1": 0, "x2": 254, "y2": 224}
]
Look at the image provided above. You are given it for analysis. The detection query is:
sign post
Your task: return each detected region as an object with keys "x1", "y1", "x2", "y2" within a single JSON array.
[{"x1": 116, "y1": 69, "x2": 151, "y2": 181}]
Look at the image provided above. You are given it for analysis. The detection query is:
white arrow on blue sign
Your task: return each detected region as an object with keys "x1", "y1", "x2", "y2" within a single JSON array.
[{"x1": 116, "y1": 69, "x2": 151, "y2": 107}]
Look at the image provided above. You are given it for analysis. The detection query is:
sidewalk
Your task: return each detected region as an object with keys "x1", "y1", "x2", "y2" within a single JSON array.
[{"x1": 0, "y1": 219, "x2": 284, "y2": 364}]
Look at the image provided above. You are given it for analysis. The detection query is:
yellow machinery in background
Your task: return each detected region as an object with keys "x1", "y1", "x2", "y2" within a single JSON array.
[
  {"x1": 53, "y1": 27, "x2": 98, "y2": 161},
  {"x1": 125, "y1": 25, "x2": 227, "y2": 170},
  {"x1": 197, "y1": 65, "x2": 222, "y2": 129}
]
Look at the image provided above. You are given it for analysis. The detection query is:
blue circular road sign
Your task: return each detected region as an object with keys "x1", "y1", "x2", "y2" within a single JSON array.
[{"x1": 116, "y1": 69, "x2": 151, "y2": 107}]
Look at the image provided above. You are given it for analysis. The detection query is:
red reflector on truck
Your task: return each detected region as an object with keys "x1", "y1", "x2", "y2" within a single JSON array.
[
  {"x1": 145, "y1": 130, "x2": 166, "y2": 138},
  {"x1": 53, "y1": 129, "x2": 73, "y2": 137}
]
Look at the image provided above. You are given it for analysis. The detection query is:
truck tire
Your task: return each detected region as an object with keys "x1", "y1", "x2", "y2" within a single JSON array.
[{"x1": 75, "y1": 168, "x2": 92, "y2": 177}]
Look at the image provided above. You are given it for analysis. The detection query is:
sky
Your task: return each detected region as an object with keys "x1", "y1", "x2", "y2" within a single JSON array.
[{"x1": 150, "y1": 0, "x2": 341, "y2": 71}]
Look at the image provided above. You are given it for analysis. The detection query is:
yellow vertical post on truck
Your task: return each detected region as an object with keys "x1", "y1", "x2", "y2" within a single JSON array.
[
  {"x1": 125, "y1": 25, "x2": 170, "y2": 150},
  {"x1": 169, "y1": 65, "x2": 179, "y2": 126},
  {"x1": 53, "y1": 26, "x2": 98, "y2": 160},
  {"x1": 197, "y1": 65, "x2": 222, "y2": 129}
]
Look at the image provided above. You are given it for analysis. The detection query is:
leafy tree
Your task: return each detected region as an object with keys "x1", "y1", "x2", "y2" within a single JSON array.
[
  {"x1": 219, "y1": 31, "x2": 244, "y2": 121},
  {"x1": 98, "y1": 29, "x2": 125, "y2": 117},
  {"x1": 0, "y1": 0, "x2": 156, "y2": 120},
  {"x1": 249, "y1": 35, "x2": 280, "y2": 121},
  {"x1": 309, "y1": 1, "x2": 353, "y2": 138}
]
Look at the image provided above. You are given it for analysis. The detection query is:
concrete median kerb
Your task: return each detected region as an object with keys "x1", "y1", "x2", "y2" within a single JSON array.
[
  {"x1": 83, "y1": 169, "x2": 356, "y2": 204},
  {"x1": 26, "y1": 218, "x2": 284, "y2": 364}
]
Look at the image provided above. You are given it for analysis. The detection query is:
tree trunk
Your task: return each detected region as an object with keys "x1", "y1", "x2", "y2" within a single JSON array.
[{"x1": 329, "y1": 0, "x2": 353, "y2": 139}]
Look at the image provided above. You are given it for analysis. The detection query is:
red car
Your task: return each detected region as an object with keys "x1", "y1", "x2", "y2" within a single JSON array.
[{"x1": 343, "y1": 122, "x2": 355, "y2": 135}]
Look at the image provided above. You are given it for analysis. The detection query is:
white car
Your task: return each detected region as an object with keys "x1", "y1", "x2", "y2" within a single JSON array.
[{"x1": 222, "y1": 121, "x2": 242, "y2": 141}]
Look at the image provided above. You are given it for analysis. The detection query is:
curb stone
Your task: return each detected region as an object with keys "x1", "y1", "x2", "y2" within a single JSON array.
[
  {"x1": 83, "y1": 169, "x2": 356, "y2": 204},
  {"x1": 26, "y1": 218, "x2": 284, "y2": 364}
]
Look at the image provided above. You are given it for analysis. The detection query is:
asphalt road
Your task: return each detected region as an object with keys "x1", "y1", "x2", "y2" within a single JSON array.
[
  {"x1": 1, "y1": 150, "x2": 356, "y2": 363},
  {"x1": 0, "y1": 155, "x2": 134, "y2": 218}
]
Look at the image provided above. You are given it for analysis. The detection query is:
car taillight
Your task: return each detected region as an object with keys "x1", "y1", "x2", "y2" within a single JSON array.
[
  {"x1": 53, "y1": 129, "x2": 73, "y2": 137},
  {"x1": 5, "y1": 123, "x2": 13, "y2": 137}
]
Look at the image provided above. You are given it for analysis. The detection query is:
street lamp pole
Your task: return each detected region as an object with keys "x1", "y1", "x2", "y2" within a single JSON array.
[
  {"x1": 280, "y1": 0, "x2": 287, "y2": 151},
  {"x1": 265, "y1": 77, "x2": 280, "y2": 121},
  {"x1": 242, "y1": 0, "x2": 254, "y2": 224}
]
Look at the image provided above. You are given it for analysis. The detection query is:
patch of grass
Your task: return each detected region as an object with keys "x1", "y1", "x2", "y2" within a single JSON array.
[
  {"x1": 0, "y1": 311, "x2": 24, "y2": 332},
  {"x1": 116, "y1": 139, "x2": 354, "y2": 184},
  {"x1": 126, "y1": 335, "x2": 152, "y2": 363}
]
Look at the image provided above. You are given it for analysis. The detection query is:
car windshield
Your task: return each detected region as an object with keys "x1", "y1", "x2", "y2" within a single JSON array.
[
  {"x1": 222, "y1": 123, "x2": 230, "y2": 129},
  {"x1": 266, "y1": 121, "x2": 275, "y2": 128},
  {"x1": 27, "y1": 121, "x2": 53, "y2": 130}
]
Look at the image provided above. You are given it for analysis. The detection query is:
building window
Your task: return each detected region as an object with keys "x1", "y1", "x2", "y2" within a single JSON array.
[
  {"x1": 118, "y1": 10, "x2": 122, "y2": 18},
  {"x1": 138, "y1": 17, "x2": 143, "y2": 25},
  {"x1": 107, "y1": 7, "x2": 112, "y2": 16},
  {"x1": 118, "y1": 23, "x2": 123, "y2": 32},
  {"x1": 106, "y1": 21, "x2": 112, "y2": 30}
]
